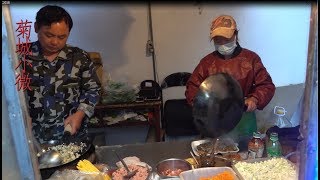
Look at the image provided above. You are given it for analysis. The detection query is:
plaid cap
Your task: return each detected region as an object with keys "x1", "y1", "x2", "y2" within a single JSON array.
[{"x1": 210, "y1": 15, "x2": 237, "y2": 39}]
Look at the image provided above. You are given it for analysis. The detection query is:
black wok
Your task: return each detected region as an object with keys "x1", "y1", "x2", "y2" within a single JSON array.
[
  {"x1": 39, "y1": 136, "x2": 95, "y2": 179},
  {"x1": 193, "y1": 73, "x2": 245, "y2": 138}
]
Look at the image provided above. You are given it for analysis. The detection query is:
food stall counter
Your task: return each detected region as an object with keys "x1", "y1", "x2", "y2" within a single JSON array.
[{"x1": 95, "y1": 140, "x2": 193, "y2": 169}]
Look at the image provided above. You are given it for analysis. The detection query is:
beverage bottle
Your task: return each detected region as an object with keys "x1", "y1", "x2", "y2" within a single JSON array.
[
  {"x1": 266, "y1": 132, "x2": 282, "y2": 157},
  {"x1": 248, "y1": 132, "x2": 264, "y2": 159}
]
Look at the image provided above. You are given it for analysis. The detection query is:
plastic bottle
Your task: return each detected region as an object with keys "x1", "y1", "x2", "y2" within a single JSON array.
[
  {"x1": 266, "y1": 132, "x2": 282, "y2": 157},
  {"x1": 248, "y1": 132, "x2": 264, "y2": 159}
]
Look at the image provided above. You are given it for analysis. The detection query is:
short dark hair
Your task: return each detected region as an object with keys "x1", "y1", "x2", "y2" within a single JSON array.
[{"x1": 36, "y1": 5, "x2": 73, "y2": 31}]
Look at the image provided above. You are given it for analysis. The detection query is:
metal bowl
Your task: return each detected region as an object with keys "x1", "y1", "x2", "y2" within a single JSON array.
[{"x1": 156, "y1": 158, "x2": 192, "y2": 178}]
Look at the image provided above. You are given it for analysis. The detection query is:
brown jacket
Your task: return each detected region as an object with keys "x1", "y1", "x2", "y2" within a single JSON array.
[{"x1": 185, "y1": 45, "x2": 275, "y2": 110}]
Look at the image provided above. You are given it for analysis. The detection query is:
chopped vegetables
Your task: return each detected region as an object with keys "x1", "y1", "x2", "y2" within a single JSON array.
[
  {"x1": 48, "y1": 142, "x2": 86, "y2": 164},
  {"x1": 234, "y1": 158, "x2": 297, "y2": 180},
  {"x1": 199, "y1": 170, "x2": 235, "y2": 180}
]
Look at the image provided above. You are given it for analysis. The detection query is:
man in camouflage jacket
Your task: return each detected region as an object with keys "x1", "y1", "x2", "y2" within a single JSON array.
[{"x1": 20, "y1": 5, "x2": 101, "y2": 143}]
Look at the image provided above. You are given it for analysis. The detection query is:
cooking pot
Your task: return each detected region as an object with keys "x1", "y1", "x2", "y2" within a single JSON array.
[{"x1": 193, "y1": 73, "x2": 245, "y2": 138}]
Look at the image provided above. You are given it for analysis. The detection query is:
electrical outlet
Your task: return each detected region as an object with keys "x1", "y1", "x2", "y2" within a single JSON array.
[{"x1": 146, "y1": 40, "x2": 154, "y2": 57}]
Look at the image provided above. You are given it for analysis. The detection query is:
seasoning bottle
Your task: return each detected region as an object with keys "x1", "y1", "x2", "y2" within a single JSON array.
[
  {"x1": 248, "y1": 132, "x2": 264, "y2": 159},
  {"x1": 266, "y1": 132, "x2": 282, "y2": 157}
]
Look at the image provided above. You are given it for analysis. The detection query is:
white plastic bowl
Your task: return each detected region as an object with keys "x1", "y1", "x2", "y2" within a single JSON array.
[{"x1": 179, "y1": 167, "x2": 239, "y2": 180}]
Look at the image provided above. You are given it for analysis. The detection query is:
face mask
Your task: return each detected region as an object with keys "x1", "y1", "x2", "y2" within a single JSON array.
[{"x1": 215, "y1": 38, "x2": 237, "y2": 56}]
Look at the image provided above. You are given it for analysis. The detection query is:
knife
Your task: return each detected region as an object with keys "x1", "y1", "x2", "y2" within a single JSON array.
[{"x1": 61, "y1": 124, "x2": 72, "y2": 144}]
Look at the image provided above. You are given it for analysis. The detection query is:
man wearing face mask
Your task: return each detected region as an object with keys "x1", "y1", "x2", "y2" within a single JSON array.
[{"x1": 185, "y1": 15, "x2": 275, "y2": 144}]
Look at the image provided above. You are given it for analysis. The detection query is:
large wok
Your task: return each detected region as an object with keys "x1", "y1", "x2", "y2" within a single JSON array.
[
  {"x1": 39, "y1": 135, "x2": 95, "y2": 179},
  {"x1": 192, "y1": 73, "x2": 245, "y2": 138}
]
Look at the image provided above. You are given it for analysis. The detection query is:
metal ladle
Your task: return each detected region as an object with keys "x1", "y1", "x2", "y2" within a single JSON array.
[
  {"x1": 38, "y1": 150, "x2": 62, "y2": 167},
  {"x1": 32, "y1": 135, "x2": 62, "y2": 167}
]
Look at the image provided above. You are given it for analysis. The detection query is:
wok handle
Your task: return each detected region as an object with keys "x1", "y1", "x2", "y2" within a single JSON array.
[{"x1": 64, "y1": 124, "x2": 72, "y2": 133}]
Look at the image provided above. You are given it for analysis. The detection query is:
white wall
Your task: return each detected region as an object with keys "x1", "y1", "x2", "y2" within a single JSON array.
[
  {"x1": 9, "y1": 2, "x2": 153, "y2": 86},
  {"x1": 151, "y1": 3, "x2": 311, "y2": 85},
  {"x1": 9, "y1": 2, "x2": 311, "y2": 85},
  {"x1": 150, "y1": 3, "x2": 311, "y2": 101},
  {"x1": 8, "y1": 2, "x2": 311, "y2": 103}
]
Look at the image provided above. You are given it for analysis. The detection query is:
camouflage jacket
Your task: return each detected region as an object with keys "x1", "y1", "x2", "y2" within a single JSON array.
[{"x1": 22, "y1": 41, "x2": 101, "y2": 143}]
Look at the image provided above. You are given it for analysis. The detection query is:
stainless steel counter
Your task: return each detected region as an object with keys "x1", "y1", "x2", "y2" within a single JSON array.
[
  {"x1": 42, "y1": 136, "x2": 299, "y2": 179},
  {"x1": 94, "y1": 135, "x2": 299, "y2": 170},
  {"x1": 95, "y1": 140, "x2": 193, "y2": 169}
]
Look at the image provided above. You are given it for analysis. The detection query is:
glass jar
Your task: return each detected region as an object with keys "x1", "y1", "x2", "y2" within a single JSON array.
[
  {"x1": 248, "y1": 132, "x2": 264, "y2": 159},
  {"x1": 266, "y1": 132, "x2": 282, "y2": 157}
]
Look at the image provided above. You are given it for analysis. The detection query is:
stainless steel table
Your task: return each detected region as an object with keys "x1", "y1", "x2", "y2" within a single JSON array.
[
  {"x1": 95, "y1": 140, "x2": 193, "y2": 168},
  {"x1": 94, "y1": 137, "x2": 299, "y2": 169}
]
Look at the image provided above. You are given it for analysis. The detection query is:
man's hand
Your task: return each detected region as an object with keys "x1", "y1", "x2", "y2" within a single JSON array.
[
  {"x1": 64, "y1": 110, "x2": 86, "y2": 135},
  {"x1": 245, "y1": 97, "x2": 258, "y2": 112}
]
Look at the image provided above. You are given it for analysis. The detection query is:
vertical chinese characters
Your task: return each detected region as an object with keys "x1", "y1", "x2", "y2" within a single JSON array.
[{"x1": 15, "y1": 19, "x2": 33, "y2": 91}]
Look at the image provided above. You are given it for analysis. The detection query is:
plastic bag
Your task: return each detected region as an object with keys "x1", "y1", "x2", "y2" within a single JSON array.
[
  {"x1": 115, "y1": 156, "x2": 151, "y2": 170},
  {"x1": 48, "y1": 169, "x2": 105, "y2": 180},
  {"x1": 94, "y1": 163, "x2": 113, "y2": 177},
  {"x1": 274, "y1": 106, "x2": 292, "y2": 128},
  {"x1": 101, "y1": 81, "x2": 139, "y2": 104}
]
